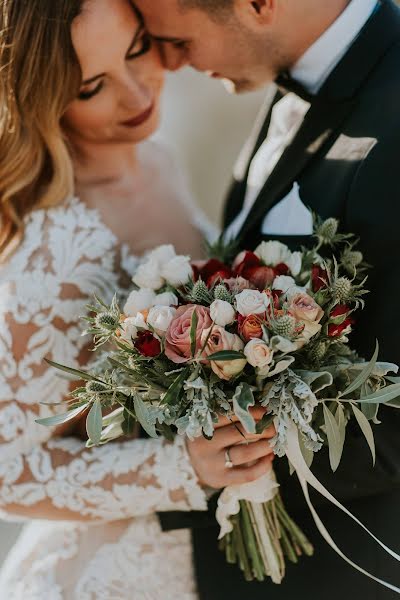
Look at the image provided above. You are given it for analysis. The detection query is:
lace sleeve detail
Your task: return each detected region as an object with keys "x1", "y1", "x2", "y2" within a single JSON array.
[{"x1": 0, "y1": 198, "x2": 207, "y2": 522}]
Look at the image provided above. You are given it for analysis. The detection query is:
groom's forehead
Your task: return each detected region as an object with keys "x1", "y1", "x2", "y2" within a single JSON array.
[{"x1": 135, "y1": 0, "x2": 203, "y2": 33}]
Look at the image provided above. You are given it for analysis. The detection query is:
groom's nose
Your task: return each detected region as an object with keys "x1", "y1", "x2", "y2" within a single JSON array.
[{"x1": 157, "y1": 42, "x2": 188, "y2": 71}]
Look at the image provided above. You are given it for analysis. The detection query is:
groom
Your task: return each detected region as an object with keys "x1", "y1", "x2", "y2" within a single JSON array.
[{"x1": 135, "y1": 0, "x2": 400, "y2": 597}]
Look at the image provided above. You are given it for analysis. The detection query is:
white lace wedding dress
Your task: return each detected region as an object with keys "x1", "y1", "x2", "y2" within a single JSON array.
[{"x1": 0, "y1": 196, "x2": 211, "y2": 599}]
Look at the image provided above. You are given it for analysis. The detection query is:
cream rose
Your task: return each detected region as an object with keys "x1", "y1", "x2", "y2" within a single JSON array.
[
  {"x1": 235, "y1": 289, "x2": 269, "y2": 317},
  {"x1": 124, "y1": 289, "x2": 156, "y2": 317},
  {"x1": 210, "y1": 299, "x2": 236, "y2": 327},
  {"x1": 244, "y1": 339, "x2": 274, "y2": 370},
  {"x1": 201, "y1": 325, "x2": 246, "y2": 381},
  {"x1": 161, "y1": 255, "x2": 193, "y2": 287},
  {"x1": 120, "y1": 318, "x2": 139, "y2": 346},
  {"x1": 132, "y1": 258, "x2": 164, "y2": 290},
  {"x1": 147, "y1": 305, "x2": 177, "y2": 336},
  {"x1": 154, "y1": 291, "x2": 179, "y2": 306},
  {"x1": 147, "y1": 244, "x2": 177, "y2": 267},
  {"x1": 289, "y1": 293, "x2": 324, "y2": 342}
]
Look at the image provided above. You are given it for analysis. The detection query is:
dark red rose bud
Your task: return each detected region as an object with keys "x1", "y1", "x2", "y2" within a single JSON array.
[
  {"x1": 199, "y1": 259, "x2": 232, "y2": 287},
  {"x1": 312, "y1": 265, "x2": 328, "y2": 292},
  {"x1": 246, "y1": 266, "x2": 276, "y2": 291},
  {"x1": 328, "y1": 317, "x2": 354, "y2": 338},
  {"x1": 233, "y1": 251, "x2": 262, "y2": 278},
  {"x1": 274, "y1": 263, "x2": 290, "y2": 276},
  {"x1": 330, "y1": 305, "x2": 350, "y2": 318},
  {"x1": 134, "y1": 331, "x2": 161, "y2": 357}
]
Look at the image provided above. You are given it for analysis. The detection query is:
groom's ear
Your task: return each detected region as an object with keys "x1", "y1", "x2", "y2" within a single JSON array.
[{"x1": 235, "y1": 0, "x2": 277, "y2": 28}]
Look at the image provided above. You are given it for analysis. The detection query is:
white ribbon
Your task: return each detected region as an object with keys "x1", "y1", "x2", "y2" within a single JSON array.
[
  {"x1": 216, "y1": 469, "x2": 279, "y2": 539},
  {"x1": 284, "y1": 418, "x2": 400, "y2": 595}
]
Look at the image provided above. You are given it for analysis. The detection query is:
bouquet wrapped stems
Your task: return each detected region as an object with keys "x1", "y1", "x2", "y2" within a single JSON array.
[{"x1": 219, "y1": 493, "x2": 314, "y2": 583}]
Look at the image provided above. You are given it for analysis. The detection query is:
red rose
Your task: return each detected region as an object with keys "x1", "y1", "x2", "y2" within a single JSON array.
[
  {"x1": 330, "y1": 305, "x2": 350, "y2": 319},
  {"x1": 328, "y1": 305, "x2": 354, "y2": 337},
  {"x1": 196, "y1": 259, "x2": 232, "y2": 287},
  {"x1": 246, "y1": 266, "x2": 276, "y2": 291},
  {"x1": 134, "y1": 331, "x2": 161, "y2": 357},
  {"x1": 328, "y1": 319, "x2": 354, "y2": 337},
  {"x1": 233, "y1": 251, "x2": 261, "y2": 278},
  {"x1": 274, "y1": 263, "x2": 290, "y2": 276},
  {"x1": 312, "y1": 265, "x2": 328, "y2": 292}
]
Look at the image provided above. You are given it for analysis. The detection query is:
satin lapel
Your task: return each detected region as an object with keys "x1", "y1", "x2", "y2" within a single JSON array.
[{"x1": 237, "y1": 95, "x2": 356, "y2": 241}]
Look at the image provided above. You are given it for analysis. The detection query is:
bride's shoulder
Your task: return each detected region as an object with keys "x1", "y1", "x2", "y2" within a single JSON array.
[{"x1": 1, "y1": 196, "x2": 117, "y2": 281}]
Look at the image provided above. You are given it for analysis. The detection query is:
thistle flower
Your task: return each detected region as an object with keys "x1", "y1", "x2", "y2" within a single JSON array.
[
  {"x1": 273, "y1": 315, "x2": 296, "y2": 338},
  {"x1": 214, "y1": 283, "x2": 233, "y2": 304}
]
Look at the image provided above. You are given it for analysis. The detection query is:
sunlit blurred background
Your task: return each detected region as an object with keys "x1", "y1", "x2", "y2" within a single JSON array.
[{"x1": 0, "y1": 68, "x2": 266, "y2": 566}]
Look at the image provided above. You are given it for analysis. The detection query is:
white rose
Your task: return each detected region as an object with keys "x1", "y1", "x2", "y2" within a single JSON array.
[
  {"x1": 132, "y1": 258, "x2": 164, "y2": 290},
  {"x1": 255, "y1": 241, "x2": 302, "y2": 276},
  {"x1": 255, "y1": 241, "x2": 291, "y2": 267},
  {"x1": 147, "y1": 244, "x2": 177, "y2": 267},
  {"x1": 210, "y1": 299, "x2": 236, "y2": 327},
  {"x1": 147, "y1": 305, "x2": 177, "y2": 335},
  {"x1": 130, "y1": 312, "x2": 149, "y2": 330},
  {"x1": 286, "y1": 251, "x2": 302, "y2": 277},
  {"x1": 120, "y1": 318, "x2": 139, "y2": 346},
  {"x1": 123, "y1": 288, "x2": 156, "y2": 317},
  {"x1": 235, "y1": 289, "x2": 269, "y2": 317},
  {"x1": 272, "y1": 276, "x2": 297, "y2": 295},
  {"x1": 161, "y1": 255, "x2": 192, "y2": 286},
  {"x1": 244, "y1": 339, "x2": 274, "y2": 370},
  {"x1": 154, "y1": 291, "x2": 179, "y2": 306}
]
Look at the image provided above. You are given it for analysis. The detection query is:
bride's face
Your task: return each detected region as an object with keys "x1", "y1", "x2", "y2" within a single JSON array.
[{"x1": 63, "y1": 0, "x2": 164, "y2": 145}]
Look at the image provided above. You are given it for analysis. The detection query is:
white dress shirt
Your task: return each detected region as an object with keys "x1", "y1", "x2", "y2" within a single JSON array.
[{"x1": 226, "y1": 0, "x2": 378, "y2": 240}]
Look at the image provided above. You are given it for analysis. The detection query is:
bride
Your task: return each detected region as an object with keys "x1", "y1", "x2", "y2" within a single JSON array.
[{"x1": 0, "y1": 0, "x2": 275, "y2": 598}]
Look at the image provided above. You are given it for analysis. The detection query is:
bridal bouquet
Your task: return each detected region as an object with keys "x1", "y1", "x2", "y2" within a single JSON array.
[{"x1": 39, "y1": 218, "x2": 400, "y2": 590}]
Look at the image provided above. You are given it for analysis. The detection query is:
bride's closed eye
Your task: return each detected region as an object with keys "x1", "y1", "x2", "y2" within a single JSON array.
[{"x1": 78, "y1": 29, "x2": 153, "y2": 101}]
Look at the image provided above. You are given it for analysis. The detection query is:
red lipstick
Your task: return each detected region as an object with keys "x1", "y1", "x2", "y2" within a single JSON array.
[{"x1": 121, "y1": 103, "x2": 154, "y2": 128}]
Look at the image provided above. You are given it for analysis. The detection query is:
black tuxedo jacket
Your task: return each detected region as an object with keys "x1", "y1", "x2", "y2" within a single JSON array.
[{"x1": 159, "y1": 2, "x2": 400, "y2": 598}]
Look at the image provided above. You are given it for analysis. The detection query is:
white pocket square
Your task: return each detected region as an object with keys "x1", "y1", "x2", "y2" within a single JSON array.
[{"x1": 261, "y1": 182, "x2": 313, "y2": 236}]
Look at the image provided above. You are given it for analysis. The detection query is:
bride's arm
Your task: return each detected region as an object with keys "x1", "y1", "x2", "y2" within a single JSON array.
[{"x1": 0, "y1": 207, "x2": 208, "y2": 523}]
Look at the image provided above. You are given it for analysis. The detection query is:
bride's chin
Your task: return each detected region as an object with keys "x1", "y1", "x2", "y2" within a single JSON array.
[{"x1": 118, "y1": 112, "x2": 160, "y2": 144}]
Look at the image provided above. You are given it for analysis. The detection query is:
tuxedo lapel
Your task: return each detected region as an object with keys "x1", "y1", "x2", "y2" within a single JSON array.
[{"x1": 235, "y1": 0, "x2": 400, "y2": 242}]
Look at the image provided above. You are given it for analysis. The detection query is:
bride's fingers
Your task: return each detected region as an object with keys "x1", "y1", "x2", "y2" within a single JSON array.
[
  {"x1": 225, "y1": 454, "x2": 274, "y2": 486},
  {"x1": 214, "y1": 422, "x2": 275, "y2": 448},
  {"x1": 214, "y1": 407, "x2": 268, "y2": 429},
  {"x1": 228, "y1": 439, "x2": 274, "y2": 467}
]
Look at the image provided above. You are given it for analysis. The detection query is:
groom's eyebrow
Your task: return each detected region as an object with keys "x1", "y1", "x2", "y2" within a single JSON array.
[{"x1": 151, "y1": 34, "x2": 188, "y2": 43}]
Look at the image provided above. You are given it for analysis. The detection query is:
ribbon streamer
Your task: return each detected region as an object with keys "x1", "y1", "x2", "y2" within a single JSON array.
[{"x1": 284, "y1": 418, "x2": 400, "y2": 594}]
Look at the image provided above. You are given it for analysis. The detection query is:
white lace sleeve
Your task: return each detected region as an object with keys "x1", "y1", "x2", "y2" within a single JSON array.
[{"x1": 0, "y1": 199, "x2": 207, "y2": 523}]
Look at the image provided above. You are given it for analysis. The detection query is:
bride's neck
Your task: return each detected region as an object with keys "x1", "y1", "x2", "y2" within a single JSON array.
[{"x1": 70, "y1": 139, "x2": 139, "y2": 187}]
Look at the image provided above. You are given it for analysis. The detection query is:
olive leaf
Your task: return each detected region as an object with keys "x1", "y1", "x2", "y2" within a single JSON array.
[
  {"x1": 341, "y1": 341, "x2": 379, "y2": 397},
  {"x1": 36, "y1": 403, "x2": 89, "y2": 427},
  {"x1": 190, "y1": 309, "x2": 199, "y2": 358},
  {"x1": 133, "y1": 393, "x2": 158, "y2": 439},
  {"x1": 208, "y1": 350, "x2": 246, "y2": 361},
  {"x1": 352, "y1": 404, "x2": 376, "y2": 466},
  {"x1": 86, "y1": 398, "x2": 103, "y2": 445},
  {"x1": 323, "y1": 403, "x2": 344, "y2": 472}
]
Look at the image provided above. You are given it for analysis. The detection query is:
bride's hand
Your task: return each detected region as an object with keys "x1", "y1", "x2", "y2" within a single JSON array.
[{"x1": 186, "y1": 407, "x2": 276, "y2": 490}]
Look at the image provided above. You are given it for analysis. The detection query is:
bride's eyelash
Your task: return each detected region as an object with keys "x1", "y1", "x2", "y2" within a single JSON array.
[
  {"x1": 127, "y1": 33, "x2": 152, "y2": 60},
  {"x1": 78, "y1": 82, "x2": 103, "y2": 101}
]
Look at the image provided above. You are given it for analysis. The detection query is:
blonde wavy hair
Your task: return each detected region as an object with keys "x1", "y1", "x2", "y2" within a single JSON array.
[{"x1": 0, "y1": 0, "x2": 83, "y2": 262}]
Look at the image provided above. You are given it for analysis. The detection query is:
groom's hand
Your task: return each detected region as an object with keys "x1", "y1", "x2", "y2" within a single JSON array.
[{"x1": 186, "y1": 407, "x2": 276, "y2": 490}]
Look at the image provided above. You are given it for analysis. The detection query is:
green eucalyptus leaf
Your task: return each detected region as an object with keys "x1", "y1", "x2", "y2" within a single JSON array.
[
  {"x1": 299, "y1": 433, "x2": 314, "y2": 469},
  {"x1": 335, "y1": 403, "x2": 346, "y2": 448},
  {"x1": 232, "y1": 382, "x2": 256, "y2": 434},
  {"x1": 36, "y1": 404, "x2": 89, "y2": 427},
  {"x1": 44, "y1": 358, "x2": 98, "y2": 382},
  {"x1": 352, "y1": 404, "x2": 376, "y2": 466},
  {"x1": 86, "y1": 399, "x2": 103, "y2": 445},
  {"x1": 341, "y1": 341, "x2": 379, "y2": 397},
  {"x1": 360, "y1": 382, "x2": 378, "y2": 421},
  {"x1": 385, "y1": 398, "x2": 400, "y2": 408},
  {"x1": 208, "y1": 350, "x2": 246, "y2": 361},
  {"x1": 122, "y1": 397, "x2": 136, "y2": 435},
  {"x1": 323, "y1": 403, "x2": 344, "y2": 472},
  {"x1": 133, "y1": 394, "x2": 158, "y2": 439},
  {"x1": 190, "y1": 309, "x2": 199, "y2": 358}
]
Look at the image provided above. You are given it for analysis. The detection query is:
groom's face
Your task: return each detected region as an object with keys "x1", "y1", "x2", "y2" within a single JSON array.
[{"x1": 133, "y1": 0, "x2": 278, "y2": 93}]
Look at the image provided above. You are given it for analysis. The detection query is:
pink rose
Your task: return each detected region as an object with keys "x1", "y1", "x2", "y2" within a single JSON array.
[
  {"x1": 201, "y1": 325, "x2": 246, "y2": 381},
  {"x1": 165, "y1": 304, "x2": 212, "y2": 364},
  {"x1": 289, "y1": 293, "x2": 324, "y2": 342}
]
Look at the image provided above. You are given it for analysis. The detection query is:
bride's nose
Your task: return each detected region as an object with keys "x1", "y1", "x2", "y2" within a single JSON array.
[{"x1": 118, "y1": 74, "x2": 153, "y2": 111}]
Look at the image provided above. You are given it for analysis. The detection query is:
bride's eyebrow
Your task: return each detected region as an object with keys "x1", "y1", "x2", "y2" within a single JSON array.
[{"x1": 81, "y1": 25, "x2": 145, "y2": 86}]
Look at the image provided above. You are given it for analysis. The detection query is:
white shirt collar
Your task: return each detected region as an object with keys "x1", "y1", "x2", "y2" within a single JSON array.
[{"x1": 291, "y1": 0, "x2": 378, "y2": 94}]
